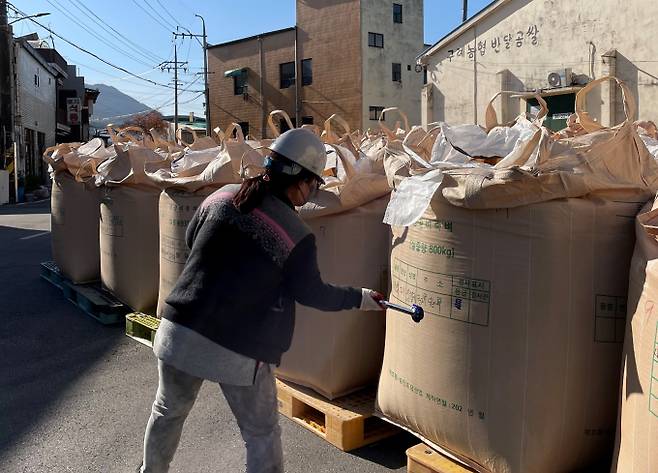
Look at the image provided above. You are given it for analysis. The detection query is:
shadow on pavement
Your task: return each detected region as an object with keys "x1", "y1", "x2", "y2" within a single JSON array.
[
  {"x1": 350, "y1": 431, "x2": 419, "y2": 469},
  {"x1": 0, "y1": 224, "x2": 124, "y2": 460},
  {"x1": 0, "y1": 200, "x2": 51, "y2": 215}
]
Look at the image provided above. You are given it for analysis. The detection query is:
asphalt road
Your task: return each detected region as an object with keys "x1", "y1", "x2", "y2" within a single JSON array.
[{"x1": 0, "y1": 200, "x2": 417, "y2": 473}]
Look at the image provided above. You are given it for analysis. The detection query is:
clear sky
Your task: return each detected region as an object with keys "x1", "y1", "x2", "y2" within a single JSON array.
[{"x1": 8, "y1": 0, "x2": 492, "y2": 120}]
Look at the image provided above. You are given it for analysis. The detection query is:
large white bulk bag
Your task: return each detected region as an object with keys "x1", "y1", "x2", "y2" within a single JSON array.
[
  {"x1": 376, "y1": 77, "x2": 658, "y2": 472},
  {"x1": 277, "y1": 197, "x2": 390, "y2": 399},
  {"x1": 44, "y1": 139, "x2": 114, "y2": 283},
  {"x1": 275, "y1": 137, "x2": 396, "y2": 399},
  {"x1": 148, "y1": 144, "x2": 240, "y2": 317},
  {"x1": 612, "y1": 200, "x2": 658, "y2": 473},
  {"x1": 377, "y1": 191, "x2": 642, "y2": 473},
  {"x1": 51, "y1": 172, "x2": 102, "y2": 283},
  {"x1": 98, "y1": 143, "x2": 169, "y2": 312},
  {"x1": 100, "y1": 185, "x2": 160, "y2": 312},
  {"x1": 156, "y1": 189, "x2": 210, "y2": 317}
]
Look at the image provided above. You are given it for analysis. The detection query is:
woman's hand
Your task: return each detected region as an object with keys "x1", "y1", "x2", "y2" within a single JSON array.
[{"x1": 360, "y1": 288, "x2": 386, "y2": 311}]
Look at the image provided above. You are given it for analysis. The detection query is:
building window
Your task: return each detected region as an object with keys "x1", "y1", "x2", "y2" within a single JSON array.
[
  {"x1": 280, "y1": 61, "x2": 295, "y2": 89},
  {"x1": 237, "y1": 121, "x2": 249, "y2": 137},
  {"x1": 392, "y1": 63, "x2": 401, "y2": 82},
  {"x1": 233, "y1": 71, "x2": 247, "y2": 95},
  {"x1": 393, "y1": 3, "x2": 403, "y2": 23},
  {"x1": 368, "y1": 32, "x2": 384, "y2": 48},
  {"x1": 34, "y1": 73, "x2": 39, "y2": 87},
  {"x1": 369, "y1": 106, "x2": 385, "y2": 121},
  {"x1": 301, "y1": 116, "x2": 314, "y2": 125},
  {"x1": 301, "y1": 59, "x2": 312, "y2": 86}
]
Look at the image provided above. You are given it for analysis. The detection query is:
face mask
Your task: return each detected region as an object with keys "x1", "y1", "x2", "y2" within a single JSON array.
[
  {"x1": 295, "y1": 179, "x2": 318, "y2": 204},
  {"x1": 305, "y1": 178, "x2": 320, "y2": 199}
]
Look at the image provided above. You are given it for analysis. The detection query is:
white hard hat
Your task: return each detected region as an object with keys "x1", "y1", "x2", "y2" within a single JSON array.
[{"x1": 267, "y1": 128, "x2": 326, "y2": 179}]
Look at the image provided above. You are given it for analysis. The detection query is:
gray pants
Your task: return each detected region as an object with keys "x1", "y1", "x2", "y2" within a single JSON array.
[{"x1": 141, "y1": 360, "x2": 283, "y2": 473}]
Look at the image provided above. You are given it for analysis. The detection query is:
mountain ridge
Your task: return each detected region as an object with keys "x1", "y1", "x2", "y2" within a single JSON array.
[{"x1": 90, "y1": 83, "x2": 153, "y2": 127}]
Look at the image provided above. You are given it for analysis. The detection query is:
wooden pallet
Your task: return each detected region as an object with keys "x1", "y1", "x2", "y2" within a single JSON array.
[
  {"x1": 407, "y1": 444, "x2": 476, "y2": 473},
  {"x1": 275, "y1": 378, "x2": 398, "y2": 451},
  {"x1": 125, "y1": 313, "x2": 160, "y2": 347},
  {"x1": 407, "y1": 443, "x2": 612, "y2": 473},
  {"x1": 40, "y1": 262, "x2": 127, "y2": 325}
]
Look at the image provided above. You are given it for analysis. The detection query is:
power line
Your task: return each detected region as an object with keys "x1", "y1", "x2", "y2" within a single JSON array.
[
  {"x1": 143, "y1": 0, "x2": 177, "y2": 30},
  {"x1": 130, "y1": 0, "x2": 173, "y2": 32},
  {"x1": 103, "y1": 65, "x2": 165, "y2": 83},
  {"x1": 68, "y1": 0, "x2": 166, "y2": 63},
  {"x1": 45, "y1": 0, "x2": 156, "y2": 68},
  {"x1": 7, "y1": 4, "x2": 192, "y2": 90},
  {"x1": 57, "y1": 49, "x2": 178, "y2": 91},
  {"x1": 154, "y1": 0, "x2": 182, "y2": 27}
]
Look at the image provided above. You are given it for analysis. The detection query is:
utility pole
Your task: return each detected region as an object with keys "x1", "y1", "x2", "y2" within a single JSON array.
[
  {"x1": 175, "y1": 20, "x2": 210, "y2": 135},
  {"x1": 462, "y1": 0, "x2": 468, "y2": 22},
  {"x1": 159, "y1": 38, "x2": 188, "y2": 135},
  {"x1": 194, "y1": 15, "x2": 210, "y2": 135},
  {"x1": 0, "y1": 0, "x2": 13, "y2": 168},
  {"x1": 174, "y1": 43, "x2": 178, "y2": 131}
]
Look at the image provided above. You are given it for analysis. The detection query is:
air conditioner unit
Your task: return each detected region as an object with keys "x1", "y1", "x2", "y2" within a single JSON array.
[{"x1": 547, "y1": 68, "x2": 573, "y2": 88}]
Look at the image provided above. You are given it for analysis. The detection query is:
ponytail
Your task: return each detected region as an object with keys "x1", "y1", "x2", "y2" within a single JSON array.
[{"x1": 232, "y1": 174, "x2": 270, "y2": 214}]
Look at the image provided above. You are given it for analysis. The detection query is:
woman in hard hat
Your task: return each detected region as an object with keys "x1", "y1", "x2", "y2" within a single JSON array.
[{"x1": 139, "y1": 128, "x2": 385, "y2": 473}]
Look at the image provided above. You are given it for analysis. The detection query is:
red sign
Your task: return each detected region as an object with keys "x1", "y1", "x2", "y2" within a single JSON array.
[{"x1": 66, "y1": 98, "x2": 81, "y2": 125}]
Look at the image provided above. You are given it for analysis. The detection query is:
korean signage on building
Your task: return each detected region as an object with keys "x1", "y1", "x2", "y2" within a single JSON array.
[{"x1": 66, "y1": 98, "x2": 81, "y2": 125}]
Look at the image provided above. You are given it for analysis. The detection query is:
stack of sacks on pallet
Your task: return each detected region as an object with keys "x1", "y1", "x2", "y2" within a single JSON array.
[
  {"x1": 43, "y1": 138, "x2": 115, "y2": 283},
  {"x1": 375, "y1": 77, "x2": 658, "y2": 473},
  {"x1": 611, "y1": 122, "x2": 658, "y2": 473},
  {"x1": 97, "y1": 131, "x2": 170, "y2": 313},
  {"x1": 147, "y1": 123, "x2": 258, "y2": 317},
  {"x1": 275, "y1": 110, "x2": 408, "y2": 399}
]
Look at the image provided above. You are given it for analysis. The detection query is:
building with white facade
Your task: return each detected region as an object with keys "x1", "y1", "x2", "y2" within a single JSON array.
[
  {"x1": 417, "y1": 0, "x2": 658, "y2": 131},
  {"x1": 13, "y1": 37, "x2": 57, "y2": 187}
]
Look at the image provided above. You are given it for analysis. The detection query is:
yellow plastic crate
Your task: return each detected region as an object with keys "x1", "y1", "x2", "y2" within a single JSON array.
[{"x1": 125, "y1": 313, "x2": 160, "y2": 347}]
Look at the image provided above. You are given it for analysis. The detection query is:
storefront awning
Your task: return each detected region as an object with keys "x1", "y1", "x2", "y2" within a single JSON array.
[{"x1": 224, "y1": 67, "x2": 246, "y2": 78}]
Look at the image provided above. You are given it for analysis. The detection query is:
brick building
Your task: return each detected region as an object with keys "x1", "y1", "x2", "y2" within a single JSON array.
[{"x1": 208, "y1": 0, "x2": 425, "y2": 139}]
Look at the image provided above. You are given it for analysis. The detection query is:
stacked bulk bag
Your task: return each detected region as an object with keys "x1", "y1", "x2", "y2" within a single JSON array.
[
  {"x1": 44, "y1": 139, "x2": 114, "y2": 283},
  {"x1": 611, "y1": 199, "x2": 658, "y2": 473},
  {"x1": 376, "y1": 77, "x2": 658, "y2": 472},
  {"x1": 99, "y1": 143, "x2": 169, "y2": 312},
  {"x1": 157, "y1": 190, "x2": 210, "y2": 316},
  {"x1": 148, "y1": 142, "x2": 241, "y2": 317},
  {"x1": 277, "y1": 194, "x2": 390, "y2": 399},
  {"x1": 276, "y1": 115, "x2": 407, "y2": 399}
]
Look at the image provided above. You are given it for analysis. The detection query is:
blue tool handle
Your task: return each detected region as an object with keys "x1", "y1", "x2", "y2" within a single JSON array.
[{"x1": 381, "y1": 301, "x2": 424, "y2": 323}]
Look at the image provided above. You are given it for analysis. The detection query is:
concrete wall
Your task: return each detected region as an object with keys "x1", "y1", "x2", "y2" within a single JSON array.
[
  {"x1": 423, "y1": 0, "x2": 658, "y2": 127},
  {"x1": 208, "y1": 29, "x2": 296, "y2": 139},
  {"x1": 15, "y1": 43, "x2": 56, "y2": 179},
  {"x1": 297, "y1": 0, "x2": 362, "y2": 131},
  {"x1": 361, "y1": 0, "x2": 424, "y2": 130}
]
